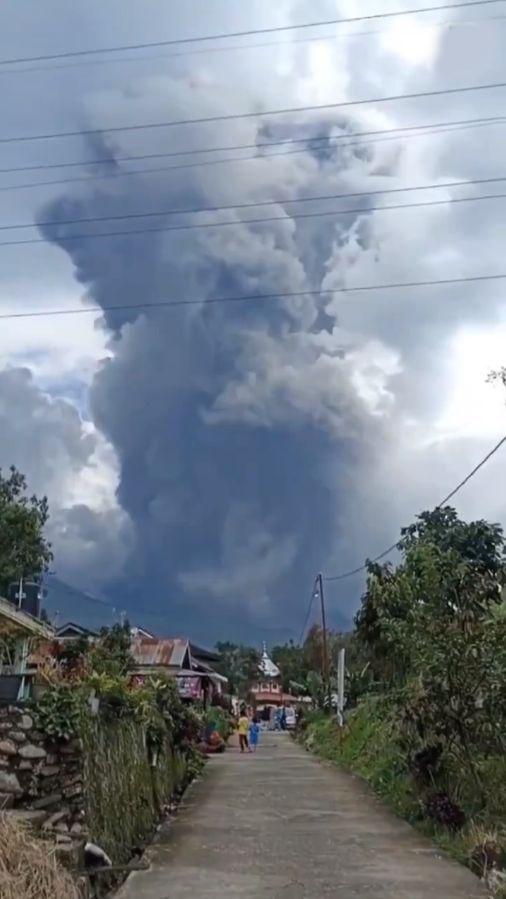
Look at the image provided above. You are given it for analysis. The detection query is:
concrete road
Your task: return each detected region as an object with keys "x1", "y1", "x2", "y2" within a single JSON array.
[{"x1": 117, "y1": 732, "x2": 486, "y2": 898}]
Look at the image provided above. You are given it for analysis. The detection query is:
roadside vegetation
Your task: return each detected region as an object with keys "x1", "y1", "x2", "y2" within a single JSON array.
[
  {"x1": 0, "y1": 811, "x2": 80, "y2": 899},
  {"x1": 299, "y1": 506, "x2": 506, "y2": 895}
]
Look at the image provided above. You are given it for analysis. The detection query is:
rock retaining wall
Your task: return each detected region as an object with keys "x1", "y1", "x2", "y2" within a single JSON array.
[
  {"x1": 0, "y1": 703, "x2": 188, "y2": 879},
  {"x1": 0, "y1": 704, "x2": 85, "y2": 865}
]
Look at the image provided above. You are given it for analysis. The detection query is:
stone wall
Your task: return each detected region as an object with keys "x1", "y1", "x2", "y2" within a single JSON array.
[
  {"x1": 0, "y1": 704, "x2": 85, "y2": 854},
  {"x1": 0, "y1": 703, "x2": 188, "y2": 874}
]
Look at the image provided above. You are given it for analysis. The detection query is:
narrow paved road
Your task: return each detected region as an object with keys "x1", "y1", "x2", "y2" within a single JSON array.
[{"x1": 117, "y1": 732, "x2": 486, "y2": 898}]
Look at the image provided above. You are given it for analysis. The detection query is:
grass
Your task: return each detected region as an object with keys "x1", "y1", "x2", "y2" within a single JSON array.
[
  {"x1": 299, "y1": 700, "x2": 506, "y2": 894},
  {"x1": 0, "y1": 812, "x2": 80, "y2": 899}
]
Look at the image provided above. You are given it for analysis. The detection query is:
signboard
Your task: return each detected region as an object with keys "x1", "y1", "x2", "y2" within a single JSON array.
[{"x1": 176, "y1": 676, "x2": 201, "y2": 700}]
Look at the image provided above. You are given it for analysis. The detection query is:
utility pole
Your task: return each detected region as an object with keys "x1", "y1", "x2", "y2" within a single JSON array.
[
  {"x1": 337, "y1": 647, "x2": 345, "y2": 726},
  {"x1": 317, "y1": 573, "x2": 332, "y2": 713}
]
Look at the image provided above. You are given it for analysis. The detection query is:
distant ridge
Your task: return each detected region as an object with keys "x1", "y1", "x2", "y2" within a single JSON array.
[{"x1": 42, "y1": 575, "x2": 118, "y2": 631}]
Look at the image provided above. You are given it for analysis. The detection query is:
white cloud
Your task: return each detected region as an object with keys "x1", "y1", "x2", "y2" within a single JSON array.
[{"x1": 0, "y1": 367, "x2": 131, "y2": 593}]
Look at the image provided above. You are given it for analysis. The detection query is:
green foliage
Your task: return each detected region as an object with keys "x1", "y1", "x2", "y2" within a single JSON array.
[
  {"x1": 301, "y1": 700, "x2": 418, "y2": 821},
  {"x1": 88, "y1": 623, "x2": 134, "y2": 677},
  {"x1": 271, "y1": 640, "x2": 308, "y2": 692},
  {"x1": 81, "y1": 715, "x2": 188, "y2": 865},
  {"x1": 86, "y1": 671, "x2": 134, "y2": 718},
  {"x1": 0, "y1": 466, "x2": 53, "y2": 593},
  {"x1": 203, "y1": 706, "x2": 234, "y2": 740},
  {"x1": 354, "y1": 508, "x2": 506, "y2": 778},
  {"x1": 30, "y1": 684, "x2": 85, "y2": 740},
  {"x1": 215, "y1": 641, "x2": 260, "y2": 697},
  {"x1": 307, "y1": 505, "x2": 506, "y2": 882}
]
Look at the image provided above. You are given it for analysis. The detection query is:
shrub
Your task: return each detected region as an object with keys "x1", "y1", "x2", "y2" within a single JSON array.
[
  {"x1": 30, "y1": 685, "x2": 85, "y2": 741},
  {"x1": 203, "y1": 707, "x2": 234, "y2": 740},
  {"x1": 425, "y1": 792, "x2": 466, "y2": 831}
]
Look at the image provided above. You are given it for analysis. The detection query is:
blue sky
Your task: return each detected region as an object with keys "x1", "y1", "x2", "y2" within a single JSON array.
[{"x1": 1, "y1": 0, "x2": 506, "y2": 643}]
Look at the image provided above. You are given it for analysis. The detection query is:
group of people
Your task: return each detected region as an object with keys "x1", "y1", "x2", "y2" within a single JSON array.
[
  {"x1": 236, "y1": 703, "x2": 302, "y2": 752},
  {"x1": 237, "y1": 708, "x2": 260, "y2": 753}
]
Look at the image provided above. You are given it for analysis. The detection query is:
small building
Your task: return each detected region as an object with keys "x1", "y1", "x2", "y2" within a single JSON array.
[
  {"x1": 55, "y1": 622, "x2": 98, "y2": 643},
  {"x1": 130, "y1": 636, "x2": 227, "y2": 705},
  {"x1": 0, "y1": 595, "x2": 53, "y2": 702}
]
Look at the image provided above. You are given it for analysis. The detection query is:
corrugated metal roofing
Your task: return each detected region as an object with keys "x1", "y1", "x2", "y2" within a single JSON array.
[{"x1": 130, "y1": 637, "x2": 190, "y2": 668}]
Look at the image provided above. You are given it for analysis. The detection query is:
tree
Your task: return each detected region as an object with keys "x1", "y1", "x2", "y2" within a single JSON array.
[
  {"x1": 0, "y1": 466, "x2": 53, "y2": 595},
  {"x1": 215, "y1": 642, "x2": 260, "y2": 698},
  {"x1": 88, "y1": 623, "x2": 134, "y2": 676},
  {"x1": 354, "y1": 506, "x2": 506, "y2": 802},
  {"x1": 271, "y1": 640, "x2": 308, "y2": 692}
]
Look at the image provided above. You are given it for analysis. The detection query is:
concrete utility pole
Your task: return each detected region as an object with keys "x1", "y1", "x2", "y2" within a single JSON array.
[
  {"x1": 317, "y1": 573, "x2": 332, "y2": 712},
  {"x1": 337, "y1": 647, "x2": 345, "y2": 726}
]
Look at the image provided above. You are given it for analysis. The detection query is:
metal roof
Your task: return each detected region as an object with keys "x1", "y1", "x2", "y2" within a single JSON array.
[
  {"x1": 189, "y1": 642, "x2": 221, "y2": 663},
  {"x1": 130, "y1": 637, "x2": 190, "y2": 668}
]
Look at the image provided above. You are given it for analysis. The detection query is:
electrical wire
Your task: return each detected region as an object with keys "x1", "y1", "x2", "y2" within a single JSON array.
[
  {"x1": 2, "y1": 114, "x2": 504, "y2": 176},
  {"x1": 4, "y1": 174, "x2": 506, "y2": 233},
  {"x1": 1, "y1": 189, "x2": 504, "y2": 249},
  {"x1": 325, "y1": 434, "x2": 506, "y2": 582},
  {"x1": 2, "y1": 12, "x2": 505, "y2": 78},
  {"x1": 3, "y1": 116, "x2": 504, "y2": 195},
  {"x1": 0, "y1": 1, "x2": 501, "y2": 67},
  {"x1": 2, "y1": 79, "x2": 506, "y2": 145},
  {"x1": 299, "y1": 578, "x2": 319, "y2": 646},
  {"x1": 0, "y1": 271, "x2": 504, "y2": 322}
]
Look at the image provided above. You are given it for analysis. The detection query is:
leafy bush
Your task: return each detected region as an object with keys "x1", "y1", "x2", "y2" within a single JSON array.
[
  {"x1": 30, "y1": 685, "x2": 85, "y2": 740},
  {"x1": 425, "y1": 792, "x2": 466, "y2": 831},
  {"x1": 203, "y1": 707, "x2": 234, "y2": 740}
]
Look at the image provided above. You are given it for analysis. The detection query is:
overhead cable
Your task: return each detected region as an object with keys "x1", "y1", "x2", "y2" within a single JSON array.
[
  {"x1": 325, "y1": 434, "x2": 506, "y2": 582},
  {"x1": 0, "y1": 271, "x2": 504, "y2": 321},
  {"x1": 2, "y1": 13, "x2": 506, "y2": 78},
  {"x1": 2, "y1": 117, "x2": 504, "y2": 195},
  {"x1": 1, "y1": 80, "x2": 506, "y2": 144},
  {"x1": 1, "y1": 189, "x2": 504, "y2": 248},
  {"x1": 1, "y1": 174, "x2": 505, "y2": 233},
  {"x1": 0, "y1": 2, "x2": 502, "y2": 67},
  {"x1": 1, "y1": 114, "x2": 504, "y2": 176},
  {"x1": 299, "y1": 578, "x2": 319, "y2": 646}
]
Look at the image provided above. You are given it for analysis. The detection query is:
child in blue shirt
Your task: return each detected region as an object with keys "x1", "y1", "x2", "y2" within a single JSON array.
[{"x1": 249, "y1": 715, "x2": 260, "y2": 752}]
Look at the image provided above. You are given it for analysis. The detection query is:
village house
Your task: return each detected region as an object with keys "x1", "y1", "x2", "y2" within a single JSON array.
[
  {"x1": 129, "y1": 636, "x2": 227, "y2": 705},
  {"x1": 0, "y1": 595, "x2": 53, "y2": 702}
]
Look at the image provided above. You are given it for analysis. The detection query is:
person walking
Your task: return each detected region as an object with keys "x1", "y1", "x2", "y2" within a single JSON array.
[
  {"x1": 237, "y1": 710, "x2": 250, "y2": 753},
  {"x1": 249, "y1": 715, "x2": 260, "y2": 752}
]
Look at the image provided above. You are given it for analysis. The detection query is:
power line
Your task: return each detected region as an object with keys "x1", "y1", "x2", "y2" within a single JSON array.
[
  {"x1": 438, "y1": 435, "x2": 506, "y2": 505},
  {"x1": 299, "y1": 577, "x2": 319, "y2": 645},
  {"x1": 2, "y1": 11, "x2": 505, "y2": 79},
  {"x1": 325, "y1": 434, "x2": 506, "y2": 582},
  {"x1": 3, "y1": 116, "x2": 504, "y2": 195},
  {"x1": 5, "y1": 175, "x2": 506, "y2": 233},
  {"x1": 2, "y1": 114, "x2": 503, "y2": 176},
  {"x1": 0, "y1": 271, "x2": 504, "y2": 322},
  {"x1": 1, "y1": 79, "x2": 506, "y2": 145},
  {"x1": 0, "y1": 1, "x2": 501, "y2": 67},
  {"x1": 1, "y1": 189, "x2": 504, "y2": 249}
]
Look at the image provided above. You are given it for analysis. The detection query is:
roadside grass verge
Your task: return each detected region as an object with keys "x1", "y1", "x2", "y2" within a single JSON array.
[{"x1": 299, "y1": 700, "x2": 506, "y2": 894}]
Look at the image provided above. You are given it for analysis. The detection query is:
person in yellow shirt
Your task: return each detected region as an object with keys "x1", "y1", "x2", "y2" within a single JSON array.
[{"x1": 237, "y1": 710, "x2": 250, "y2": 753}]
